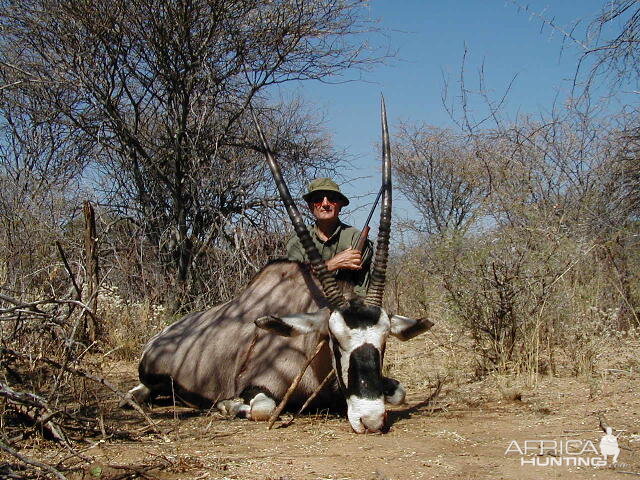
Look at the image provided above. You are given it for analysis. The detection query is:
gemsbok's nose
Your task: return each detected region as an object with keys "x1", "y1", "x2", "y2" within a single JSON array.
[
  {"x1": 359, "y1": 411, "x2": 387, "y2": 433},
  {"x1": 347, "y1": 401, "x2": 389, "y2": 433},
  {"x1": 348, "y1": 398, "x2": 387, "y2": 433}
]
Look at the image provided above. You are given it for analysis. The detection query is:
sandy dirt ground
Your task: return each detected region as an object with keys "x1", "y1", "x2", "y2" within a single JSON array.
[{"x1": 11, "y1": 334, "x2": 640, "y2": 480}]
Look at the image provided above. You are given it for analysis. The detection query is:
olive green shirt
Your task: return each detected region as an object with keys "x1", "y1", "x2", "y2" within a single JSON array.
[{"x1": 286, "y1": 222, "x2": 373, "y2": 296}]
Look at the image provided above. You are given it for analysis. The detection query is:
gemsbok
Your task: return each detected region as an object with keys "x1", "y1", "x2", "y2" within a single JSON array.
[{"x1": 126, "y1": 98, "x2": 433, "y2": 433}]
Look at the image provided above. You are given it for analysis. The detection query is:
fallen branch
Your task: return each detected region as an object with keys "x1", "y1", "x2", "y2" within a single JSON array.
[
  {"x1": 297, "y1": 370, "x2": 336, "y2": 416},
  {"x1": 599, "y1": 413, "x2": 612, "y2": 432},
  {"x1": 0, "y1": 440, "x2": 67, "y2": 480},
  {"x1": 1, "y1": 348, "x2": 168, "y2": 440},
  {"x1": 108, "y1": 464, "x2": 159, "y2": 480},
  {"x1": 562, "y1": 429, "x2": 629, "y2": 437},
  {"x1": 0, "y1": 296, "x2": 101, "y2": 327},
  {"x1": 234, "y1": 331, "x2": 258, "y2": 394},
  {"x1": 0, "y1": 381, "x2": 68, "y2": 444},
  {"x1": 267, "y1": 339, "x2": 327, "y2": 430},
  {"x1": 0, "y1": 293, "x2": 38, "y2": 307}
]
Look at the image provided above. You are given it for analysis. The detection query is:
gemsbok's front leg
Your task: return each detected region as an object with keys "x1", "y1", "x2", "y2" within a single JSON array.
[{"x1": 216, "y1": 387, "x2": 277, "y2": 421}]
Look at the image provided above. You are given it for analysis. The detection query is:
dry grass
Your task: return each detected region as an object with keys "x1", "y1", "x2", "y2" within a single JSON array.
[{"x1": 97, "y1": 285, "x2": 170, "y2": 360}]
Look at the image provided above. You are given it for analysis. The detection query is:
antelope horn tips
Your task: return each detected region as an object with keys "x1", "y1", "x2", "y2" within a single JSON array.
[{"x1": 365, "y1": 96, "x2": 392, "y2": 307}]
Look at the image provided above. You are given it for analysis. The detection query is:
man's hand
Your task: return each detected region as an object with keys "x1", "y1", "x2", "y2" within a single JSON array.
[{"x1": 326, "y1": 248, "x2": 362, "y2": 271}]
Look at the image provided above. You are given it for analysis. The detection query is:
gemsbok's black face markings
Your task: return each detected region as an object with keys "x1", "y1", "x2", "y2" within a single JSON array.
[
  {"x1": 347, "y1": 343, "x2": 383, "y2": 399},
  {"x1": 382, "y1": 377, "x2": 401, "y2": 398},
  {"x1": 330, "y1": 334, "x2": 346, "y2": 392},
  {"x1": 341, "y1": 302, "x2": 382, "y2": 330}
]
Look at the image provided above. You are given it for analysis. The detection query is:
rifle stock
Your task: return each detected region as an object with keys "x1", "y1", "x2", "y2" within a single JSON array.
[
  {"x1": 354, "y1": 185, "x2": 383, "y2": 253},
  {"x1": 355, "y1": 225, "x2": 370, "y2": 252}
]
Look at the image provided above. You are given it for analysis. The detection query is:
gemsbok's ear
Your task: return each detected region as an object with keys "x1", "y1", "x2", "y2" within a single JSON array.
[
  {"x1": 255, "y1": 309, "x2": 330, "y2": 337},
  {"x1": 389, "y1": 315, "x2": 434, "y2": 341}
]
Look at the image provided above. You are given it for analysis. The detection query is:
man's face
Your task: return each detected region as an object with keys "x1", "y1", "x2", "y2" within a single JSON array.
[{"x1": 308, "y1": 191, "x2": 345, "y2": 222}]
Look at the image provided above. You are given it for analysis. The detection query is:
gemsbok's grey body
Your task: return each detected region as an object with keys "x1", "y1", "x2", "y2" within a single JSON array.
[
  {"x1": 128, "y1": 98, "x2": 433, "y2": 433},
  {"x1": 133, "y1": 261, "x2": 339, "y2": 416}
]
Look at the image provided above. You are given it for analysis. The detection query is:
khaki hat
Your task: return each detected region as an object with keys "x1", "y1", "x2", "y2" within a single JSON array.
[{"x1": 302, "y1": 178, "x2": 349, "y2": 206}]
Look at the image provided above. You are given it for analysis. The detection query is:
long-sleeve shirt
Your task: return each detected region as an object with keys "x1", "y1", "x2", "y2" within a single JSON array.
[{"x1": 286, "y1": 221, "x2": 373, "y2": 297}]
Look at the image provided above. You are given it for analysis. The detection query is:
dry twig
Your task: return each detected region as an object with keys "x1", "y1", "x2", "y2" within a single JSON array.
[
  {"x1": 0, "y1": 381, "x2": 68, "y2": 444},
  {"x1": 267, "y1": 339, "x2": 327, "y2": 429},
  {"x1": 281, "y1": 370, "x2": 336, "y2": 427}
]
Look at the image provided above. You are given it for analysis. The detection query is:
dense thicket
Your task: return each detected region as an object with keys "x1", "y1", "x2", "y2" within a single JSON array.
[{"x1": 389, "y1": 99, "x2": 639, "y2": 376}]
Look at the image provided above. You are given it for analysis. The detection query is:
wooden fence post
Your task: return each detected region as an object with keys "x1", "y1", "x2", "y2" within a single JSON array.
[{"x1": 83, "y1": 201, "x2": 101, "y2": 341}]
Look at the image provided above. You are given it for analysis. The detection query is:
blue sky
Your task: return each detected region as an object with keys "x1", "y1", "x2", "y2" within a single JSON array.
[{"x1": 280, "y1": 0, "x2": 627, "y2": 232}]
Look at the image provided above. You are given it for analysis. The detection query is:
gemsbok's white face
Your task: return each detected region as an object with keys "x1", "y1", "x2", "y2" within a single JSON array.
[{"x1": 257, "y1": 298, "x2": 432, "y2": 433}]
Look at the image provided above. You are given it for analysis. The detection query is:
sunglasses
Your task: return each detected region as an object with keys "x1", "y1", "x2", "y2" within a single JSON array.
[{"x1": 309, "y1": 192, "x2": 343, "y2": 204}]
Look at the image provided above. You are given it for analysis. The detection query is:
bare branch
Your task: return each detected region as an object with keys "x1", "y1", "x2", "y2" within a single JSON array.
[{"x1": 0, "y1": 440, "x2": 67, "y2": 480}]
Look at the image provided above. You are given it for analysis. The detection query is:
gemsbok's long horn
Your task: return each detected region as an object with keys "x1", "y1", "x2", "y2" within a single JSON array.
[
  {"x1": 251, "y1": 109, "x2": 347, "y2": 310},
  {"x1": 365, "y1": 96, "x2": 392, "y2": 308}
]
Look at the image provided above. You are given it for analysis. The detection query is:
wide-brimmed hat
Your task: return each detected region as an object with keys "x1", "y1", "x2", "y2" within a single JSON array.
[{"x1": 302, "y1": 178, "x2": 349, "y2": 206}]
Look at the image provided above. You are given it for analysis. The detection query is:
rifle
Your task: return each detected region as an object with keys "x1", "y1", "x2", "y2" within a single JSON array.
[{"x1": 354, "y1": 185, "x2": 384, "y2": 252}]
